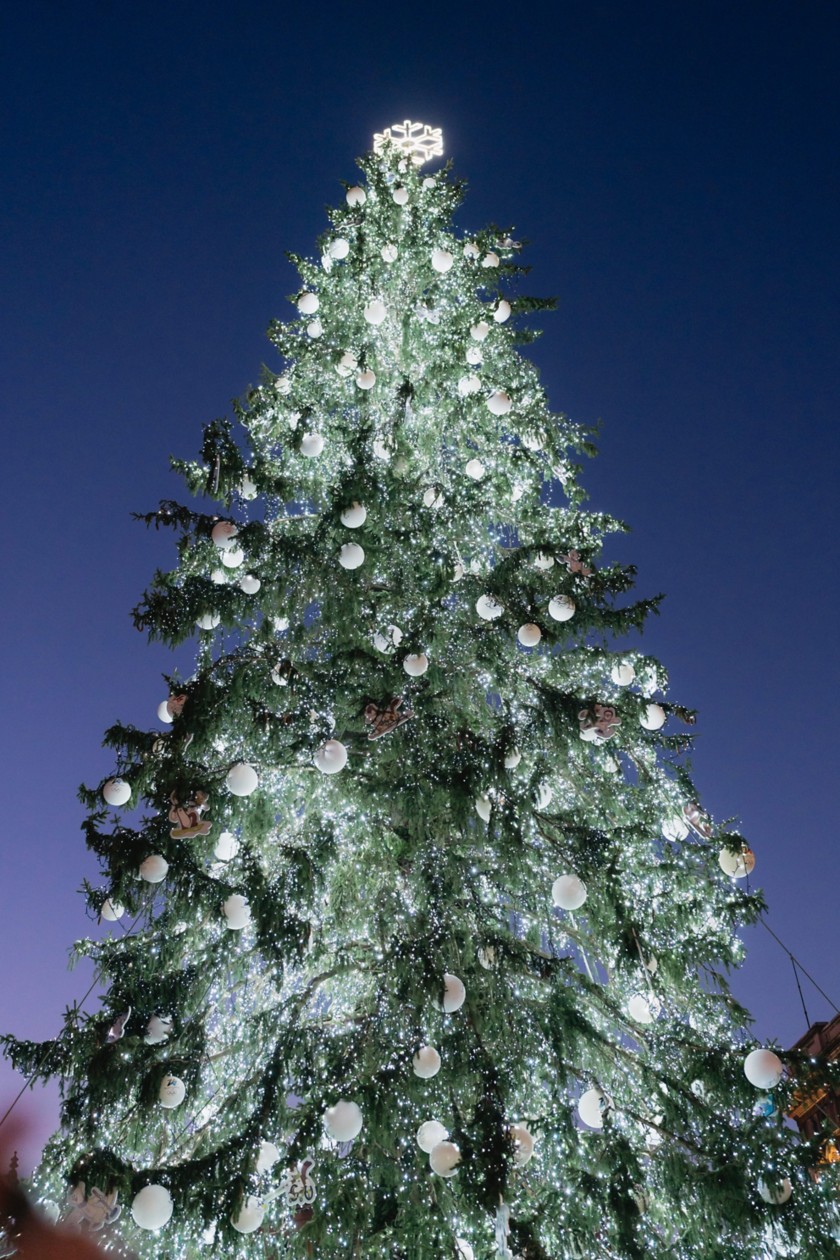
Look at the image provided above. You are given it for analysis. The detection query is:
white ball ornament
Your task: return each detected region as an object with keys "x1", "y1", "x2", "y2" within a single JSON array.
[
  {"x1": 240, "y1": 476, "x2": 258, "y2": 500},
  {"x1": 195, "y1": 612, "x2": 220, "y2": 630},
  {"x1": 718, "y1": 846, "x2": 756, "y2": 879},
  {"x1": 345, "y1": 186, "x2": 366, "y2": 207},
  {"x1": 336, "y1": 350, "x2": 357, "y2": 377},
  {"x1": 306, "y1": 320, "x2": 323, "y2": 339},
  {"x1": 422, "y1": 176, "x2": 436, "y2": 190},
  {"x1": 640, "y1": 704, "x2": 667, "y2": 731},
  {"x1": 364, "y1": 299, "x2": 387, "y2": 326},
  {"x1": 464, "y1": 458, "x2": 485, "y2": 480},
  {"x1": 662, "y1": 816, "x2": 689, "y2": 842},
  {"x1": 221, "y1": 546, "x2": 244, "y2": 569},
  {"x1": 455, "y1": 1240, "x2": 475, "y2": 1260},
  {"x1": 476, "y1": 594, "x2": 504, "y2": 621},
  {"x1": 102, "y1": 777, "x2": 131, "y2": 807},
  {"x1": 239, "y1": 574, "x2": 261, "y2": 594},
  {"x1": 431, "y1": 248, "x2": 453, "y2": 273},
  {"x1": 328, "y1": 237, "x2": 350, "y2": 260},
  {"x1": 423, "y1": 487, "x2": 444, "y2": 509},
  {"x1": 429, "y1": 1141, "x2": 461, "y2": 1177},
  {"x1": 226, "y1": 761, "x2": 259, "y2": 796},
  {"x1": 759, "y1": 1178, "x2": 792, "y2": 1205},
  {"x1": 457, "y1": 375, "x2": 481, "y2": 396},
  {"x1": 314, "y1": 740, "x2": 348, "y2": 774},
  {"x1": 339, "y1": 542, "x2": 365, "y2": 570},
  {"x1": 482, "y1": 251, "x2": 500, "y2": 268},
  {"x1": 131, "y1": 1185, "x2": 173, "y2": 1231},
  {"x1": 356, "y1": 370, "x2": 376, "y2": 390},
  {"x1": 510, "y1": 1123, "x2": 535, "y2": 1166},
  {"x1": 470, "y1": 321, "x2": 490, "y2": 341},
  {"x1": 534, "y1": 551, "x2": 554, "y2": 570},
  {"x1": 517, "y1": 623, "x2": 542, "y2": 647},
  {"x1": 578, "y1": 1088, "x2": 608, "y2": 1129},
  {"x1": 416, "y1": 1120, "x2": 448, "y2": 1153},
  {"x1": 744, "y1": 1048, "x2": 784, "y2": 1090},
  {"x1": 256, "y1": 1140, "x2": 281, "y2": 1173},
  {"x1": 521, "y1": 431, "x2": 545, "y2": 451},
  {"x1": 300, "y1": 433, "x2": 324, "y2": 458},
  {"x1": 392, "y1": 186, "x2": 409, "y2": 205},
  {"x1": 548, "y1": 595, "x2": 576, "y2": 622},
  {"x1": 381, "y1": 243, "x2": 398, "y2": 262},
  {"x1": 100, "y1": 897, "x2": 125, "y2": 922},
  {"x1": 475, "y1": 796, "x2": 492, "y2": 823},
  {"x1": 552, "y1": 875, "x2": 587, "y2": 910},
  {"x1": 214, "y1": 830, "x2": 239, "y2": 861},
  {"x1": 231, "y1": 1196, "x2": 265, "y2": 1234},
  {"x1": 465, "y1": 345, "x2": 483, "y2": 365},
  {"x1": 211, "y1": 520, "x2": 238, "y2": 550},
  {"x1": 144, "y1": 1015, "x2": 172, "y2": 1045},
  {"x1": 611, "y1": 660, "x2": 636, "y2": 687},
  {"x1": 627, "y1": 994, "x2": 659, "y2": 1025},
  {"x1": 223, "y1": 894, "x2": 251, "y2": 930},
  {"x1": 403, "y1": 653, "x2": 429, "y2": 677},
  {"x1": 442, "y1": 973, "x2": 466, "y2": 1013},
  {"x1": 297, "y1": 292, "x2": 319, "y2": 315},
  {"x1": 210, "y1": 568, "x2": 226, "y2": 584},
  {"x1": 504, "y1": 748, "x2": 522, "y2": 769},
  {"x1": 494, "y1": 300, "x2": 512, "y2": 323},
  {"x1": 323, "y1": 1100, "x2": 363, "y2": 1142},
  {"x1": 139, "y1": 855, "x2": 169, "y2": 884},
  {"x1": 412, "y1": 1046, "x2": 442, "y2": 1079},
  {"x1": 535, "y1": 782, "x2": 553, "y2": 809},
  {"x1": 463, "y1": 241, "x2": 480, "y2": 259},
  {"x1": 158, "y1": 1075, "x2": 186, "y2": 1109},
  {"x1": 157, "y1": 700, "x2": 174, "y2": 724},
  {"x1": 340, "y1": 502, "x2": 367, "y2": 528},
  {"x1": 486, "y1": 390, "x2": 512, "y2": 416}
]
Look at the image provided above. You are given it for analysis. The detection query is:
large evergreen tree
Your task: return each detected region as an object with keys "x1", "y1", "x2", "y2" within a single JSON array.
[{"x1": 4, "y1": 124, "x2": 839, "y2": 1259}]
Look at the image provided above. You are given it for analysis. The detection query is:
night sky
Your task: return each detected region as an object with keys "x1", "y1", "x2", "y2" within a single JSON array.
[{"x1": 2, "y1": 0, "x2": 839, "y2": 1172}]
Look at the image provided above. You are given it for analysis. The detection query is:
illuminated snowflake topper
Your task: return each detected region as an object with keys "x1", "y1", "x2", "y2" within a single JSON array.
[{"x1": 373, "y1": 120, "x2": 444, "y2": 166}]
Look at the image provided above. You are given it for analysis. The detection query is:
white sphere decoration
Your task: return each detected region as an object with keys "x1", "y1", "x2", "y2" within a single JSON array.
[
  {"x1": 195, "y1": 612, "x2": 220, "y2": 630},
  {"x1": 403, "y1": 653, "x2": 429, "y2": 678},
  {"x1": 431, "y1": 248, "x2": 453, "y2": 273},
  {"x1": 336, "y1": 350, "x2": 357, "y2": 377},
  {"x1": 131, "y1": 1185, "x2": 173, "y2": 1231},
  {"x1": 226, "y1": 761, "x2": 259, "y2": 797},
  {"x1": 256, "y1": 1140, "x2": 281, "y2": 1173},
  {"x1": 340, "y1": 502, "x2": 367, "y2": 528},
  {"x1": 517, "y1": 623, "x2": 542, "y2": 647},
  {"x1": 157, "y1": 700, "x2": 174, "y2": 724},
  {"x1": 504, "y1": 748, "x2": 522, "y2": 769},
  {"x1": 323, "y1": 1100, "x2": 363, "y2": 1142},
  {"x1": 465, "y1": 345, "x2": 483, "y2": 365},
  {"x1": 476, "y1": 594, "x2": 504, "y2": 621},
  {"x1": 494, "y1": 299, "x2": 512, "y2": 323},
  {"x1": 470, "y1": 321, "x2": 490, "y2": 341},
  {"x1": 486, "y1": 390, "x2": 512, "y2": 416},
  {"x1": 578, "y1": 1088, "x2": 607, "y2": 1129},
  {"x1": 381, "y1": 243, "x2": 398, "y2": 262},
  {"x1": 423, "y1": 487, "x2": 444, "y2": 509},
  {"x1": 548, "y1": 595, "x2": 576, "y2": 622},
  {"x1": 627, "y1": 994, "x2": 658, "y2": 1025},
  {"x1": 40, "y1": 1201, "x2": 60, "y2": 1225},
  {"x1": 364, "y1": 299, "x2": 387, "y2": 326},
  {"x1": 339, "y1": 542, "x2": 365, "y2": 570},
  {"x1": 482, "y1": 251, "x2": 500, "y2": 267},
  {"x1": 429, "y1": 1141, "x2": 461, "y2": 1177},
  {"x1": 231, "y1": 1196, "x2": 265, "y2": 1235},
  {"x1": 759, "y1": 1178, "x2": 792, "y2": 1205},
  {"x1": 464, "y1": 458, "x2": 485, "y2": 480},
  {"x1": 210, "y1": 568, "x2": 226, "y2": 584},
  {"x1": 552, "y1": 875, "x2": 588, "y2": 910},
  {"x1": 442, "y1": 973, "x2": 466, "y2": 1013},
  {"x1": 314, "y1": 740, "x2": 348, "y2": 775},
  {"x1": 477, "y1": 945, "x2": 496, "y2": 969},
  {"x1": 221, "y1": 546, "x2": 244, "y2": 569},
  {"x1": 239, "y1": 574, "x2": 261, "y2": 594},
  {"x1": 457, "y1": 375, "x2": 481, "y2": 396},
  {"x1": 300, "y1": 432, "x2": 324, "y2": 458},
  {"x1": 392, "y1": 186, "x2": 409, "y2": 205},
  {"x1": 611, "y1": 660, "x2": 636, "y2": 687},
  {"x1": 274, "y1": 374, "x2": 291, "y2": 394},
  {"x1": 535, "y1": 782, "x2": 553, "y2": 809},
  {"x1": 345, "y1": 185, "x2": 366, "y2": 207},
  {"x1": 718, "y1": 846, "x2": 756, "y2": 879},
  {"x1": 455, "y1": 1240, "x2": 475, "y2": 1260},
  {"x1": 240, "y1": 475, "x2": 258, "y2": 499},
  {"x1": 463, "y1": 241, "x2": 480, "y2": 259},
  {"x1": 416, "y1": 1120, "x2": 448, "y2": 1153},
  {"x1": 297, "y1": 292, "x2": 319, "y2": 315},
  {"x1": 744, "y1": 1048, "x2": 784, "y2": 1090},
  {"x1": 329, "y1": 237, "x2": 350, "y2": 260},
  {"x1": 144, "y1": 1015, "x2": 172, "y2": 1045},
  {"x1": 356, "y1": 370, "x2": 376, "y2": 390},
  {"x1": 521, "y1": 432, "x2": 544, "y2": 451},
  {"x1": 306, "y1": 320, "x2": 323, "y2": 339},
  {"x1": 534, "y1": 551, "x2": 554, "y2": 570},
  {"x1": 214, "y1": 830, "x2": 239, "y2": 862},
  {"x1": 662, "y1": 816, "x2": 689, "y2": 842},
  {"x1": 412, "y1": 1046, "x2": 442, "y2": 1079},
  {"x1": 100, "y1": 897, "x2": 125, "y2": 922},
  {"x1": 640, "y1": 703, "x2": 667, "y2": 731},
  {"x1": 510, "y1": 1123, "x2": 535, "y2": 1165},
  {"x1": 158, "y1": 1075, "x2": 186, "y2": 1109},
  {"x1": 139, "y1": 855, "x2": 169, "y2": 884},
  {"x1": 211, "y1": 520, "x2": 238, "y2": 550},
  {"x1": 102, "y1": 777, "x2": 131, "y2": 807},
  {"x1": 475, "y1": 796, "x2": 492, "y2": 823},
  {"x1": 223, "y1": 894, "x2": 251, "y2": 931}
]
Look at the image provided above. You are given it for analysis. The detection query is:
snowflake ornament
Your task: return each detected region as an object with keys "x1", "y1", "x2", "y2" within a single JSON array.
[{"x1": 373, "y1": 120, "x2": 443, "y2": 166}]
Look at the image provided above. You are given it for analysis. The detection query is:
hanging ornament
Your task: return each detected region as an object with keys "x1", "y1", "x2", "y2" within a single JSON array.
[
  {"x1": 323, "y1": 1100, "x2": 363, "y2": 1142},
  {"x1": 476, "y1": 594, "x2": 504, "y2": 621},
  {"x1": 339, "y1": 542, "x2": 365, "y2": 570},
  {"x1": 131, "y1": 1185, "x2": 173, "y2": 1231},
  {"x1": 486, "y1": 390, "x2": 512, "y2": 416},
  {"x1": 356, "y1": 369, "x2": 376, "y2": 390},
  {"x1": 100, "y1": 897, "x2": 125, "y2": 922},
  {"x1": 336, "y1": 350, "x2": 357, "y2": 377},
  {"x1": 214, "y1": 829, "x2": 240, "y2": 861},
  {"x1": 364, "y1": 299, "x2": 388, "y2": 325},
  {"x1": 364, "y1": 697, "x2": 413, "y2": 739},
  {"x1": 494, "y1": 300, "x2": 512, "y2": 323},
  {"x1": 328, "y1": 238, "x2": 350, "y2": 260},
  {"x1": 578, "y1": 1087, "x2": 610, "y2": 1129},
  {"x1": 314, "y1": 739, "x2": 348, "y2": 774},
  {"x1": 256, "y1": 1140, "x2": 281, "y2": 1173},
  {"x1": 458, "y1": 374, "x2": 481, "y2": 396},
  {"x1": 718, "y1": 845, "x2": 756, "y2": 879},
  {"x1": 510, "y1": 1123, "x2": 535, "y2": 1166},
  {"x1": 308, "y1": 317, "x2": 323, "y2": 336},
  {"x1": 463, "y1": 241, "x2": 480, "y2": 259},
  {"x1": 466, "y1": 345, "x2": 483, "y2": 365},
  {"x1": 552, "y1": 875, "x2": 587, "y2": 910},
  {"x1": 346, "y1": 185, "x2": 366, "y2": 207},
  {"x1": 464, "y1": 457, "x2": 485, "y2": 479},
  {"x1": 279, "y1": 1158, "x2": 317, "y2": 1209},
  {"x1": 381, "y1": 243, "x2": 398, "y2": 262},
  {"x1": 431, "y1": 247, "x2": 454, "y2": 272},
  {"x1": 231, "y1": 1196, "x2": 265, "y2": 1234},
  {"x1": 478, "y1": 945, "x2": 496, "y2": 969},
  {"x1": 158, "y1": 1075, "x2": 186, "y2": 1109},
  {"x1": 65, "y1": 1184, "x2": 122, "y2": 1231},
  {"x1": 627, "y1": 994, "x2": 660, "y2": 1025},
  {"x1": 548, "y1": 594, "x2": 576, "y2": 622},
  {"x1": 744, "y1": 1048, "x2": 784, "y2": 1089},
  {"x1": 168, "y1": 790, "x2": 211, "y2": 839},
  {"x1": 300, "y1": 432, "x2": 324, "y2": 458},
  {"x1": 221, "y1": 545, "x2": 244, "y2": 569},
  {"x1": 102, "y1": 777, "x2": 131, "y2": 808},
  {"x1": 517, "y1": 623, "x2": 541, "y2": 647},
  {"x1": 611, "y1": 660, "x2": 636, "y2": 686},
  {"x1": 640, "y1": 703, "x2": 667, "y2": 731},
  {"x1": 297, "y1": 292, "x2": 319, "y2": 315},
  {"x1": 560, "y1": 549, "x2": 593, "y2": 576},
  {"x1": 533, "y1": 551, "x2": 554, "y2": 570},
  {"x1": 144, "y1": 1015, "x2": 173, "y2": 1045},
  {"x1": 441, "y1": 972, "x2": 466, "y2": 1012},
  {"x1": 759, "y1": 1178, "x2": 792, "y2": 1205},
  {"x1": 226, "y1": 761, "x2": 259, "y2": 796},
  {"x1": 240, "y1": 574, "x2": 261, "y2": 594},
  {"x1": 661, "y1": 815, "x2": 689, "y2": 842},
  {"x1": 456, "y1": 1240, "x2": 475, "y2": 1260},
  {"x1": 340, "y1": 502, "x2": 367, "y2": 528},
  {"x1": 429, "y1": 1141, "x2": 461, "y2": 1177},
  {"x1": 105, "y1": 1008, "x2": 131, "y2": 1044},
  {"x1": 211, "y1": 521, "x2": 238, "y2": 550},
  {"x1": 470, "y1": 321, "x2": 490, "y2": 341},
  {"x1": 139, "y1": 855, "x2": 169, "y2": 883},
  {"x1": 504, "y1": 748, "x2": 522, "y2": 769},
  {"x1": 403, "y1": 652, "x2": 429, "y2": 677},
  {"x1": 412, "y1": 1046, "x2": 442, "y2": 1078},
  {"x1": 423, "y1": 486, "x2": 444, "y2": 509},
  {"x1": 195, "y1": 611, "x2": 220, "y2": 630},
  {"x1": 223, "y1": 893, "x2": 252, "y2": 930},
  {"x1": 392, "y1": 186, "x2": 409, "y2": 205},
  {"x1": 482, "y1": 251, "x2": 500, "y2": 268},
  {"x1": 210, "y1": 568, "x2": 226, "y2": 584},
  {"x1": 578, "y1": 704, "x2": 621, "y2": 741},
  {"x1": 416, "y1": 1120, "x2": 449, "y2": 1153}
]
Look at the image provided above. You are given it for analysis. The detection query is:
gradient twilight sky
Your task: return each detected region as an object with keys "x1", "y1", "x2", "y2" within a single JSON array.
[{"x1": 1, "y1": 0, "x2": 839, "y2": 1172}]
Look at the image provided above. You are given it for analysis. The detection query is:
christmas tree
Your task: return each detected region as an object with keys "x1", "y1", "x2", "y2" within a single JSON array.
[{"x1": 4, "y1": 122, "x2": 840, "y2": 1259}]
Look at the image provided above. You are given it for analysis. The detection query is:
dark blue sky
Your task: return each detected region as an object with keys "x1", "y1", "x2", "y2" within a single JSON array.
[{"x1": 2, "y1": 0, "x2": 838, "y2": 1168}]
